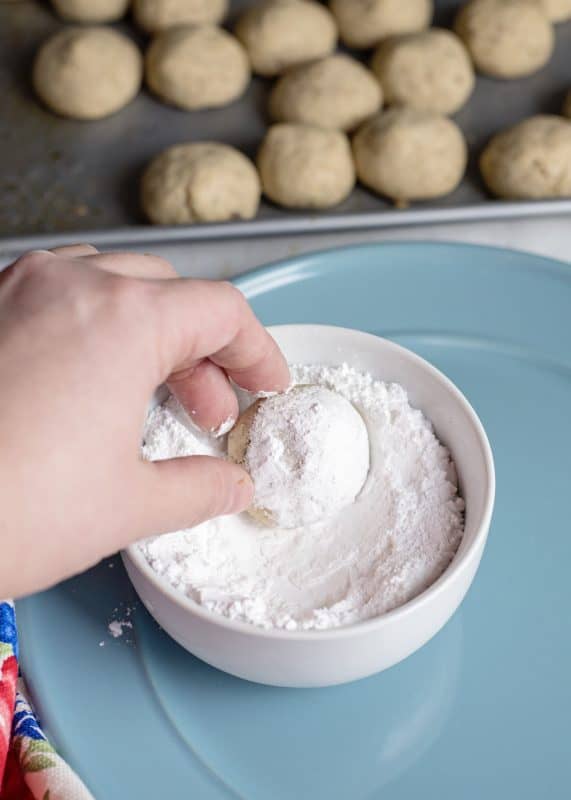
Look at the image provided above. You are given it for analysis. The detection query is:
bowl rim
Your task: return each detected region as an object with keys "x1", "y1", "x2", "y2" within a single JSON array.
[{"x1": 124, "y1": 324, "x2": 495, "y2": 641}]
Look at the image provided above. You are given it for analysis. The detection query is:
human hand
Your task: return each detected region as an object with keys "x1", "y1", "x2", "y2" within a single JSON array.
[{"x1": 0, "y1": 246, "x2": 289, "y2": 598}]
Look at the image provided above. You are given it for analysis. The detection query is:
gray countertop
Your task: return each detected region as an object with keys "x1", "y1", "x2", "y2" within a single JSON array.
[{"x1": 2, "y1": 215, "x2": 569, "y2": 278}]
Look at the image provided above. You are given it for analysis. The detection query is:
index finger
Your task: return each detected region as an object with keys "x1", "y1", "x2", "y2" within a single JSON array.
[{"x1": 154, "y1": 278, "x2": 290, "y2": 395}]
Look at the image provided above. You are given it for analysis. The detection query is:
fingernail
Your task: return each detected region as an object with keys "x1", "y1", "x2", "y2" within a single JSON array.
[{"x1": 211, "y1": 415, "x2": 236, "y2": 438}]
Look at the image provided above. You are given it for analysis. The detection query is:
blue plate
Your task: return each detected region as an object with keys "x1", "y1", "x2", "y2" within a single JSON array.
[{"x1": 17, "y1": 242, "x2": 571, "y2": 799}]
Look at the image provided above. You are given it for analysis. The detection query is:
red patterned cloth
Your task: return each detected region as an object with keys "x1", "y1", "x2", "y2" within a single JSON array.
[{"x1": 0, "y1": 602, "x2": 93, "y2": 800}]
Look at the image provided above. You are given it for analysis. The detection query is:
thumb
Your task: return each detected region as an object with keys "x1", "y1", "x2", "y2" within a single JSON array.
[{"x1": 135, "y1": 455, "x2": 254, "y2": 537}]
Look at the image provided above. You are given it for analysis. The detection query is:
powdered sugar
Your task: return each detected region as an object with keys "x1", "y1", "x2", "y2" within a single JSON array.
[
  {"x1": 106, "y1": 599, "x2": 137, "y2": 641},
  {"x1": 139, "y1": 364, "x2": 465, "y2": 631},
  {"x1": 108, "y1": 620, "x2": 132, "y2": 638}
]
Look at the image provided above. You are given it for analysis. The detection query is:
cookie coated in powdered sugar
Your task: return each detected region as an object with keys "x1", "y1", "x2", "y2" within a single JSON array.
[{"x1": 139, "y1": 363, "x2": 465, "y2": 632}]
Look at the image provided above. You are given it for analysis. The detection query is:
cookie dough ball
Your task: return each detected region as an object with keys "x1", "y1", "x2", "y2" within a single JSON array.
[
  {"x1": 145, "y1": 26, "x2": 249, "y2": 111},
  {"x1": 235, "y1": 0, "x2": 337, "y2": 77},
  {"x1": 329, "y1": 0, "x2": 433, "y2": 49},
  {"x1": 353, "y1": 109, "x2": 467, "y2": 202},
  {"x1": 141, "y1": 142, "x2": 260, "y2": 225},
  {"x1": 133, "y1": 0, "x2": 228, "y2": 33},
  {"x1": 33, "y1": 27, "x2": 142, "y2": 120},
  {"x1": 258, "y1": 124, "x2": 355, "y2": 209},
  {"x1": 536, "y1": 0, "x2": 571, "y2": 22},
  {"x1": 563, "y1": 90, "x2": 571, "y2": 119},
  {"x1": 454, "y1": 0, "x2": 554, "y2": 79},
  {"x1": 228, "y1": 386, "x2": 370, "y2": 528},
  {"x1": 371, "y1": 29, "x2": 474, "y2": 115},
  {"x1": 480, "y1": 115, "x2": 571, "y2": 199},
  {"x1": 269, "y1": 54, "x2": 382, "y2": 132},
  {"x1": 50, "y1": 0, "x2": 129, "y2": 22}
]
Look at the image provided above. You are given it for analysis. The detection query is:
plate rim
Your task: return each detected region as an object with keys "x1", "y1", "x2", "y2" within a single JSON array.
[{"x1": 233, "y1": 239, "x2": 571, "y2": 297}]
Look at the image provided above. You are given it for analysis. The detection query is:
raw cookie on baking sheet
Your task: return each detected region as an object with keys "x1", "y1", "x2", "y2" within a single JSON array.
[
  {"x1": 269, "y1": 54, "x2": 382, "y2": 132},
  {"x1": 352, "y1": 108, "x2": 467, "y2": 204},
  {"x1": 480, "y1": 115, "x2": 571, "y2": 199},
  {"x1": 257, "y1": 123, "x2": 355, "y2": 209},
  {"x1": 329, "y1": 0, "x2": 433, "y2": 49},
  {"x1": 141, "y1": 142, "x2": 260, "y2": 225},
  {"x1": 454, "y1": 0, "x2": 554, "y2": 79},
  {"x1": 33, "y1": 26, "x2": 142, "y2": 119},
  {"x1": 145, "y1": 25, "x2": 249, "y2": 110},
  {"x1": 50, "y1": 0, "x2": 129, "y2": 22},
  {"x1": 235, "y1": 0, "x2": 337, "y2": 77},
  {"x1": 133, "y1": 0, "x2": 228, "y2": 32},
  {"x1": 371, "y1": 29, "x2": 474, "y2": 115}
]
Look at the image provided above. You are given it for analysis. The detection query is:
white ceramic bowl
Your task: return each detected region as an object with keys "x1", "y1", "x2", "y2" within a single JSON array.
[{"x1": 123, "y1": 325, "x2": 495, "y2": 688}]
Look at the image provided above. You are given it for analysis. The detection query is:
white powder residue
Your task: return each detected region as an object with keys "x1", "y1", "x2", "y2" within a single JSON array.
[
  {"x1": 108, "y1": 620, "x2": 132, "y2": 638},
  {"x1": 107, "y1": 602, "x2": 137, "y2": 639},
  {"x1": 139, "y1": 364, "x2": 465, "y2": 631}
]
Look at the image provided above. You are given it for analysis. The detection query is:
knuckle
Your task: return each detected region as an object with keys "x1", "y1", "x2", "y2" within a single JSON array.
[
  {"x1": 219, "y1": 280, "x2": 242, "y2": 301},
  {"x1": 98, "y1": 275, "x2": 153, "y2": 335},
  {"x1": 102, "y1": 277, "x2": 162, "y2": 351},
  {"x1": 12, "y1": 250, "x2": 53, "y2": 278},
  {"x1": 107, "y1": 274, "x2": 152, "y2": 312},
  {"x1": 6, "y1": 251, "x2": 64, "y2": 299},
  {"x1": 145, "y1": 255, "x2": 178, "y2": 278},
  {"x1": 219, "y1": 281, "x2": 247, "y2": 317}
]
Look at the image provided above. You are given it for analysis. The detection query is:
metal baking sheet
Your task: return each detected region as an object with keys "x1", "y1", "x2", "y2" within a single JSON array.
[{"x1": 1, "y1": 0, "x2": 571, "y2": 249}]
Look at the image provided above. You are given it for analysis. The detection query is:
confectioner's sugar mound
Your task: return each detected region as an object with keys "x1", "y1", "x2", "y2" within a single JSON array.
[{"x1": 140, "y1": 364, "x2": 465, "y2": 631}]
